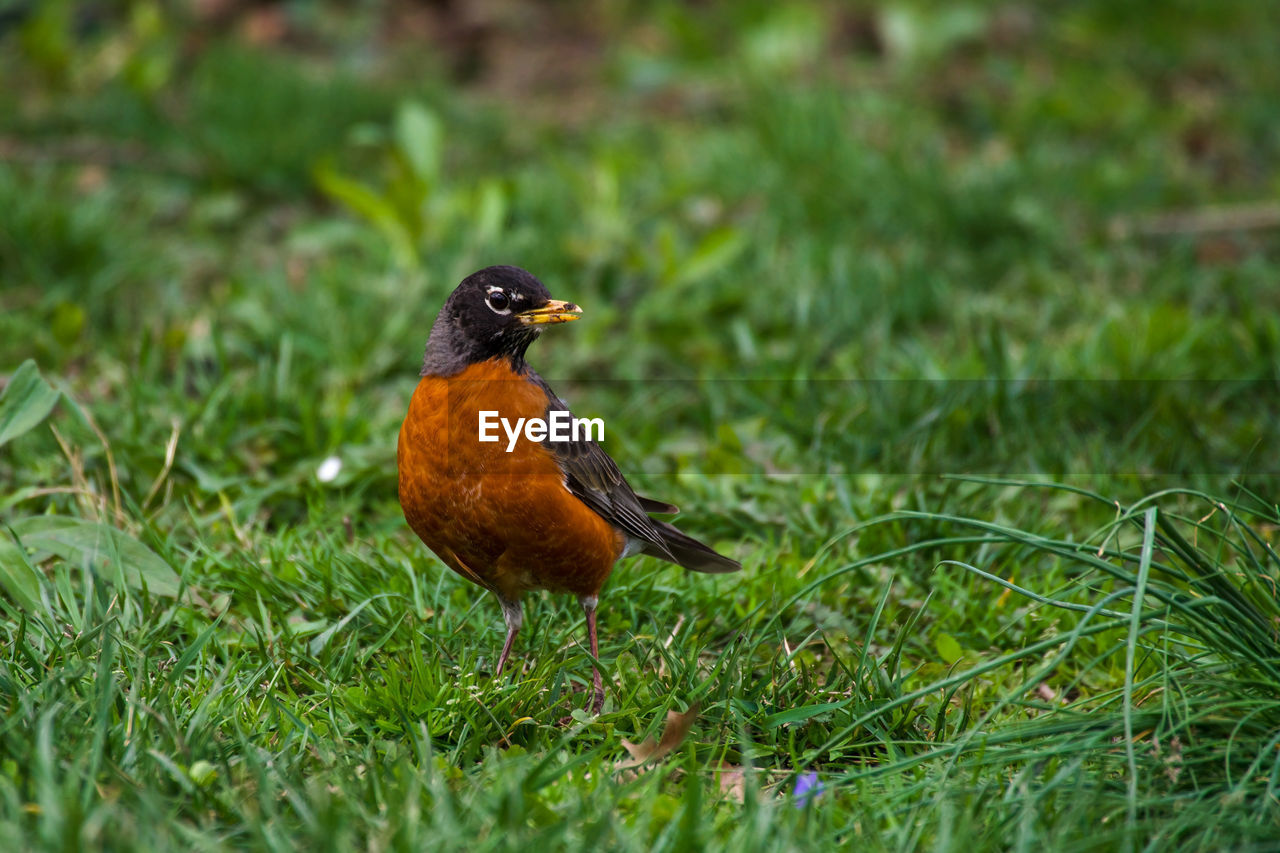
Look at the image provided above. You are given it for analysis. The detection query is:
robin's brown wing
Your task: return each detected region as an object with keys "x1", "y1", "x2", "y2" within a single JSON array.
[
  {"x1": 637, "y1": 496, "x2": 679, "y2": 515},
  {"x1": 528, "y1": 374, "x2": 677, "y2": 561},
  {"x1": 528, "y1": 372, "x2": 739, "y2": 573}
]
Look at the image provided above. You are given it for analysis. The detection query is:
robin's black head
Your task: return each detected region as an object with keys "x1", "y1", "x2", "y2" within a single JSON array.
[{"x1": 420, "y1": 266, "x2": 581, "y2": 376}]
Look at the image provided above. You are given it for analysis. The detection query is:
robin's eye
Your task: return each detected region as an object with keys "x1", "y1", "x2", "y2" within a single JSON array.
[{"x1": 486, "y1": 291, "x2": 510, "y2": 312}]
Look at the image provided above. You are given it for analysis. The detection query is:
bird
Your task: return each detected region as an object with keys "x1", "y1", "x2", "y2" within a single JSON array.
[{"x1": 397, "y1": 265, "x2": 740, "y2": 714}]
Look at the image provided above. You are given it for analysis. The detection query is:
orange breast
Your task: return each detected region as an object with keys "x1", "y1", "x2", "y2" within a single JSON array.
[{"x1": 397, "y1": 358, "x2": 625, "y2": 601}]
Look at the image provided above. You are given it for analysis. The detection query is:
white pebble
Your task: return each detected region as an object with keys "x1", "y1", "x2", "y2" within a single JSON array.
[{"x1": 316, "y1": 455, "x2": 343, "y2": 482}]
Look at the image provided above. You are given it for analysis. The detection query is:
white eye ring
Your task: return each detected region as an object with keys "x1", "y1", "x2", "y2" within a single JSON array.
[{"x1": 485, "y1": 288, "x2": 512, "y2": 314}]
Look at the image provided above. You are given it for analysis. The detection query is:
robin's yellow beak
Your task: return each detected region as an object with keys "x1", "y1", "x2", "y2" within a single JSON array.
[{"x1": 516, "y1": 300, "x2": 582, "y2": 325}]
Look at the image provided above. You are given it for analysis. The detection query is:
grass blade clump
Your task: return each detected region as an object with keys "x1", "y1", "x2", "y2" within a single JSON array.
[{"x1": 815, "y1": 481, "x2": 1280, "y2": 847}]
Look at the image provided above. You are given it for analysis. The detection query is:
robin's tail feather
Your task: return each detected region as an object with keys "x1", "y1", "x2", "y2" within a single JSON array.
[{"x1": 643, "y1": 521, "x2": 741, "y2": 574}]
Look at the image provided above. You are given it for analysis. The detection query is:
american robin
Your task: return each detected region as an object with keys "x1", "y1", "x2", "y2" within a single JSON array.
[{"x1": 398, "y1": 265, "x2": 740, "y2": 714}]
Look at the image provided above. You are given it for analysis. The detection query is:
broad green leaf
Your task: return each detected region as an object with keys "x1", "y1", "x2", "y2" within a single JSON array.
[
  {"x1": 10, "y1": 515, "x2": 182, "y2": 598},
  {"x1": 935, "y1": 632, "x2": 964, "y2": 665},
  {"x1": 394, "y1": 101, "x2": 443, "y2": 184},
  {"x1": 0, "y1": 537, "x2": 43, "y2": 613},
  {"x1": 0, "y1": 360, "x2": 60, "y2": 447},
  {"x1": 472, "y1": 179, "x2": 507, "y2": 246},
  {"x1": 50, "y1": 302, "x2": 85, "y2": 346},
  {"x1": 314, "y1": 160, "x2": 417, "y2": 266},
  {"x1": 742, "y1": 6, "x2": 825, "y2": 72},
  {"x1": 672, "y1": 228, "x2": 745, "y2": 287},
  {"x1": 879, "y1": 5, "x2": 988, "y2": 62}
]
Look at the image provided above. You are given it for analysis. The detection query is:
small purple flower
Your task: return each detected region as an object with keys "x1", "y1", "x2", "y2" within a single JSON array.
[{"x1": 793, "y1": 771, "x2": 823, "y2": 808}]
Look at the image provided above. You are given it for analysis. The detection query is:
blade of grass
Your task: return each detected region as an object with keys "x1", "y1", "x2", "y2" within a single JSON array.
[{"x1": 1124, "y1": 507, "x2": 1157, "y2": 839}]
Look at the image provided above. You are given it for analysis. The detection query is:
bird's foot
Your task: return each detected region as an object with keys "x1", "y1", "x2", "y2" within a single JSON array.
[{"x1": 589, "y1": 671, "x2": 604, "y2": 716}]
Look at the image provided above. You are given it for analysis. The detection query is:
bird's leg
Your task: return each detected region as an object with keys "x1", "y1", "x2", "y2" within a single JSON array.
[
  {"x1": 580, "y1": 594, "x2": 604, "y2": 714},
  {"x1": 495, "y1": 595, "x2": 523, "y2": 677}
]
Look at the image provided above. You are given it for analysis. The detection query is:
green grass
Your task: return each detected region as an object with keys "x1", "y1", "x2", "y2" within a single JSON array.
[{"x1": 2, "y1": 1, "x2": 1279, "y2": 849}]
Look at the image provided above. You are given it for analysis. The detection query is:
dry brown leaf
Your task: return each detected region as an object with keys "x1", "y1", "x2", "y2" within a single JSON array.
[
  {"x1": 617, "y1": 703, "x2": 700, "y2": 770},
  {"x1": 240, "y1": 8, "x2": 288, "y2": 45},
  {"x1": 715, "y1": 763, "x2": 747, "y2": 802}
]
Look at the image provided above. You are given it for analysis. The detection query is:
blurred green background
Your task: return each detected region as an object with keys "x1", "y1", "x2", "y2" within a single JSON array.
[
  {"x1": 3, "y1": 0, "x2": 1278, "y2": 497},
  {"x1": 2, "y1": 1, "x2": 1280, "y2": 849}
]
